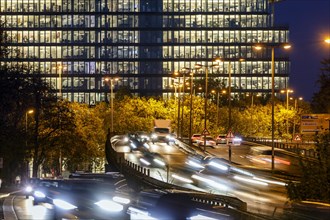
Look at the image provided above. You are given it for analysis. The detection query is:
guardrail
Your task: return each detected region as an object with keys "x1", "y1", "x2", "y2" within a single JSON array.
[
  {"x1": 122, "y1": 158, "x2": 248, "y2": 212},
  {"x1": 107, "y1": 136, "x2": 248, "y2": 212},
  {"x1": 244, "y1": 137, "x2": 318, "y2": 160}
]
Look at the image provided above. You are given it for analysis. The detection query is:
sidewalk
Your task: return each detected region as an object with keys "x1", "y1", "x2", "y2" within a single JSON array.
[{"x1": 0, "y1": 185, "x2": 22, "y2": 198}]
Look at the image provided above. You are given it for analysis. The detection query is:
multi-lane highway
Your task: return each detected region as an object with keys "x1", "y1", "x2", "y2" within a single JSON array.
[
  {"x1": 0, "y1": 135, "x2": 310, "y2": 219},
  {"x1": 112, "y1": 136, "x2": 292, "y2": 217}
]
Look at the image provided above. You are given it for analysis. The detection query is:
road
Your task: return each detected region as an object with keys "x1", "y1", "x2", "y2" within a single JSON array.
[
  {"x1": 0, "y1": 138, "x2": 300, "y2": 219},
  {"x1": 113, "y1": 138, "x2": 293, "y2": 217},
  {"x1": 2, "y1": 194, "x2": 55, "y2": 220}
]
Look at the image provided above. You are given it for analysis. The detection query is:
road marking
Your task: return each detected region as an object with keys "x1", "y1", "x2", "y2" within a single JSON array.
[{"x1": 3, "y1": 195, "x2": 18, "y2": 220}]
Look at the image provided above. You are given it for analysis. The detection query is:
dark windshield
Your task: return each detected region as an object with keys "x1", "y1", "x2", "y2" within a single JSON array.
[{"x1": 154, "y1": 128, "x2": 170, "y2": 133}]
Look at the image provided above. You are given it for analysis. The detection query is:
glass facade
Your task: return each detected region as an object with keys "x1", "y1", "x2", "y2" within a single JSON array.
[{"x1": 0, "y1": 0, "x2": 289, "y2": 104}]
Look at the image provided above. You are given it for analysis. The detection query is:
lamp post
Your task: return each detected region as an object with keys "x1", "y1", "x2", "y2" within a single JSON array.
[
  {"x1": 25, "y1": 110, "x2": 34, "y2": 133},
  {"x1": 291, "y1": 97, "x2": 303, "y2": 137},
  {"x1": 281, "y1": 89, "x2": 294, "y2": 138},
  {"x1": 216, "y1": 58, "x2": 244, "y2": 131},
  {"x1": 173, "y1": 72, "x2": 182, "y2": 138},
  {"x1": 189, "y1": 71, "x2": 194, "y2": 145},
  {"x1": 254, "y1": 43, "x2": 291, "y2": 171},
  {"x1": 211, "y1": 90, "x2": 220, "y2": 126},
  {"x1": 195, "y1": 59, "x2": 220, "y2": 151},
  {"x1": 25, "y1": 109, "x2": 34, "y2": 178},
  {"x1": 105, "y1": 77, "x2": 119, "y2": 134},
  {"x1": 179, "y1": 68, "x2": 194, "y2": 141},
  {"x1": 57, "y1": 64, "x2": 62, "y2": 99}
]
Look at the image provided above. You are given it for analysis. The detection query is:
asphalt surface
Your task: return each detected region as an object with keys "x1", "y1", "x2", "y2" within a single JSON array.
[{"x1": 0, "y1": 185, "x2": 22, "y2": 220}]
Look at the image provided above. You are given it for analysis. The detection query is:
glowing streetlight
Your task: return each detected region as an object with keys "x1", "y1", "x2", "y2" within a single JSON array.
[
  {"x1": 325, "y1": 38, "x2": 330, "y2": 44},
  {"x1": 291, "y1": 96, "x2": 303, "y2": 137},
  {"x1": 25, "y1": 109, "x2": 34, "y2": 132},
  {"x1": 214, "y1": 58, "x2": 245, "y2": 131},
  {"x1": 105, "y1": 77, "x2": 119, "y2": 134},
  {"x1": 176, "y1": 68, "x2": 195, "y2": 142},
  {"x1": 195, "y1": 60, "x2": 220, "y2": 151},
  {"x1": 254, "y1": 43, "x2": 291, "y2": 171},
  {"x1": 281, "y1": 89, "x2": 294, "y2": 137},
  {"x1": 25, "y1": 109, "x2": 34, "y2": 178},
  {"x1": 173, "y1": 71, "x2": 182, "y2": 138}
]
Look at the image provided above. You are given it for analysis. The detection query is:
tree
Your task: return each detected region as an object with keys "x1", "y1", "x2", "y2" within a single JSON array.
[
  {"x1": 0, "y1": 69, "x2": 56, "y2": 182},
  {"x1": 311, "y1": 59, "x2": 330, "y2": 113},
  {"x1": 286, "y1": 133, "x2": 330, "y2": 202}
]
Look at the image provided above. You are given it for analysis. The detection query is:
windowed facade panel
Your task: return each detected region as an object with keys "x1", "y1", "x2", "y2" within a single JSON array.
[{"x1": 0, "y1": 0, "x2": 289, "y2": 103}]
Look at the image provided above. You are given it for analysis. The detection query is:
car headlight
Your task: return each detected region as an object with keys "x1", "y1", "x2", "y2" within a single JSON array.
[
  {"x1": 33, "y1": 191, "x2": 46, "y2": 198},
  {"x1": 166, "y1": 135, "x2": 174, "y2": 140},
  {"x1": 113, "y1": 196, "x2": 130, "y2": 204},
  {"x1": 130, "y1": 142, "x2": 137, "y2": 149},
  {"x1": 53, "y1": 199, "x2": 77, "y2": 210},
  {"x1": 25, "y1": 186, "x2": 33, "y2": 193},
  {"x1": 141, "y1": 135, "x2": 150, "y2": 140},
  {"x1": 95, "y1": 200, "x2": 123, "y2": 212},
  {"x1": 151, "y1": 134, "x2": 157, "y2": 139},
  {"x1": 153, "y1": 158, "x2": 166, "y2": 167},
  {"x1": 143, "y1": 142, "x2": 150, "y2": 149},
  {"x1": 233, "y1": 137, "x2": 242, "y2": 142}
]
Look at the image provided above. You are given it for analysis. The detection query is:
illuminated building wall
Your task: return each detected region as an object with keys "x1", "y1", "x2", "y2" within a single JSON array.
[{"x1": 0, "y1": 0, "x2": 289, "y2": 104}]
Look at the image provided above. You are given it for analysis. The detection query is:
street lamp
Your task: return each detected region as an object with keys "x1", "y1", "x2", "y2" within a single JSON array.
[
  {"x1": 246, "y1": 93, "x2": 260, "y2": 107},
  {"x1": 175, "y1": 68, "x2": 194, "y2": 140},
  {"x1": 254, "y1": 43, "x2": 291, "y2": 171},
  {"x1": 281, "y1": 89, "x2": 294, "y2": 138},
  {"x1": 105, "y1": 77, "x2": 119, "y2": 135},
  {"x1": 180, "y1": 68, "x2": 191, "y2": 139},
  {"x1": 290, "y1": 96, "x2": 303, "y2": 137},
  {"x1": 25, "y1": 109, "x2": 34, "y2": 178},
  {"x1": 211, "y1": 89, "x2": 226, "y2": 126},
  {"x1": 25, "y1": 109, "x2": 34, "y2": 132},
  {"x1": 215, "y1": 58, "x2": 245, "y2": 131},
  {"x1": 195, "y1": 59, "x2": 220, "y2": 151},
  {"x1": 57, "y1": 64, "x2": 62, "y2": 99},
  {"x1": 325, "y1": 38, "x2": 330, "y2": 44},
  {"x1": 189, "y1": 71, "x2": 194, "y2": 145},
  {"x1": 173, "y1": 72, "x2": 182, "y2": 138}
]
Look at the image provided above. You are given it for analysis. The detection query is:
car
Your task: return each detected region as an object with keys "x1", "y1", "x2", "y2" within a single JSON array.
[
  {"x1": 30, "y1": 179, "x2": 59, "y2": 205},
  {"x1": 216, "y1": 134, "x2": 227, "y2": 144},
  {"x1": 197, "y1": 136, "x2": 216, "y2": 148},
  {"x1": 135, "y1": 131, "x2": 151, "y2": 143},
  {"x1": 127, "y1": 133, "x2": 150, "y2": 152},
  {"x1": 50, "y1": 179, "x2": 131, "y2": 220},
  {"x1": 191, "y1": 134, "x2": 202, "y2": 143},
  {"x1": 139, "y1": 152, "x2": 167, "y2": 168},
  {"x1": 24, "y1": 177, "x2": 41, "y2": 199},
  {"x1": 150, "y1": 130, "x2": 175, "y2": 145}
]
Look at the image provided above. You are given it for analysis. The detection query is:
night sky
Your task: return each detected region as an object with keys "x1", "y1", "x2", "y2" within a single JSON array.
[{"x1": 275, "y1": 0, "x2": 330, "y2": 101}]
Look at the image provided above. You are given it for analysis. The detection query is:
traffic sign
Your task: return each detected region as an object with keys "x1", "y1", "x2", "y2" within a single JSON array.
[
  {"x1": 202, "y1": 128, "x2": 210, "y2": 135},
  {"x1": 226, "y1": 130, "x2": 235, "y2": 138},
  {"x1": 293, "y1": 134, "x2": 302, "y2": 142}
]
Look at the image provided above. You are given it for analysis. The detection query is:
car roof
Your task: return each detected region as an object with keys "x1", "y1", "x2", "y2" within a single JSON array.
[{"x1": 201, "y1": 136, "x2": 213, "y2": 138}]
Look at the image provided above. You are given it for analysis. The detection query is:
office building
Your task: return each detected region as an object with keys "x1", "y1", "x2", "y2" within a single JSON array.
[{"x1": 0, "y1": 0, "x2": 289, "y2": 104}]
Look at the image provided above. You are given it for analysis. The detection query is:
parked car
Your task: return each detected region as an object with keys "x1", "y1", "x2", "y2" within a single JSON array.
[
  {"x1": 191, "y1": 134, "x2": 202, "y2": 143},
  {"x1": 197, "y1": 136, "x2": 216, "y2": 148},
  {"x1": 216, "y1": 134, "x2": 227, "y2": 144}
]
